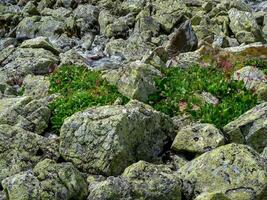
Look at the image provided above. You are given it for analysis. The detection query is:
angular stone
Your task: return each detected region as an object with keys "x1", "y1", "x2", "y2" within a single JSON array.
[
  {"x1": 0, "y1": 96, "x2": 51, "y2": 134},
  {"x1": 0, "y1": 124, "x2": 59, "y2": 183},
  {"x1": 20, "y1": 37, "x2": 60, "y2": 55},
  {"x1": 223, "y1": 102, "x2": 267, "y2": 153},
  {"x1": 103, "y1": 61, "x2": 162, "y2": 102},
  {"x1": 2, "y1": 159, "x2": 87, "y2": 200},
  {"x1": 166, "y1": 20, "x2": 198, "y2": 57},
  {"x1": 171, "y1": 123, "x2": 225, "y2": 154},
  {"x1": 60, "y1": 100, "x2": 173, "y2": 176},
  {"x1": 22, "y1": 74, "x2": 50, "y2": 99},
  {"x1": 122, "y1": 161, "x2": 182, "y2": 200},
  {"x1": 178, "y1": 143, "x2": 267, "y2": 200}
]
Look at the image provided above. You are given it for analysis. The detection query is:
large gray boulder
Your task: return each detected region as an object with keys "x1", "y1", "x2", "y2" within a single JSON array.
[
  {"x1": 0, "y1": 125, "x2": 59, "y2": 183},
  {"x1": 223, "y1": 102, "x2": 267, "y2": 153},
  {"x1": 178, "y1": 143, "x2": 267, "y2": 200},
  {"x1": 2, "y1": 159, "x2": 88, "y2": 200},
  {"x1": 0, "y1": 96, "x2": 51, "y2": 134},
  {"x1": 60, "y1": 100, "x2": 174, "y2": 176}
]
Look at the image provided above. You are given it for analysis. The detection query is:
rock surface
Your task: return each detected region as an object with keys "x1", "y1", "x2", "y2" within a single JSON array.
[{"x1": 60, "y1": 100, "x2": 173, "y2": 176}]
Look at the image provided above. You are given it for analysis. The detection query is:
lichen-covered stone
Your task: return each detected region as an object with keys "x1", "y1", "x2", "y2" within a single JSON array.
[
  {"x1": 194, "y1": 192, "x2": 230, "y2": 200},
  {"x1": 20, "y1": 36, "x2": 60, "y2": 55},
  {"x1": 103, "y1": 61, "x2": 162, "y2": 102},
  {"x1": 178, "y1": 143, "x2": 267, "y2": 200},
  {"x1": 223, "y1": 102, "x2": 267, "y2": 153},
  {"x1": 1, "y1": 47, "x2": 59, "y2": 79},
  {"x1": 60, "y1": 100, "x2": 174, "y2": 176},
  {"x1": 2, "y1": 159, "x2": 88, "y2": 200},
  {"x1": 0, "y1": 125, "x2": 59, "y2": 183},
  {"x1": 228, "y1": 8, "x2": 264, "y2": 43},
  {"x1": 122, "y1": 160, "x2": 182, "y2": 200},
  {"x1": 88, "y1": 176, "x2": 133, "y2": 200},
  {"x1": 21, "y1": 74, "x2": 50, "y2": 99},
  {"x1": 0, "y1": 96, "x2": 51, "y2": 134},
  {"x1": 171, "y1": 123, "x2": 225, "y2": 154}
]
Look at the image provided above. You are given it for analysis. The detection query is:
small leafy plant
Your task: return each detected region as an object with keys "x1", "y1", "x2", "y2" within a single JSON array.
[
  {"x1": 148, "y1": 66, "x2": 258, "y2": 129},
  {"x1": 49, "y1": 65, "x2": 128, "y2": 132}
]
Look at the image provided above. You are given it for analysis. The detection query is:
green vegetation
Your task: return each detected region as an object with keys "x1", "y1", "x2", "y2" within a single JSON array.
[
  {"x1": 148, "y1": 66, "x2": 258, "y2": 129},
  {"x1": 49, "y1": 65, "x2": 128, "y2": 132},
  {"x1": 244, "y1": 58, "x2": 267, "y2": 74}
]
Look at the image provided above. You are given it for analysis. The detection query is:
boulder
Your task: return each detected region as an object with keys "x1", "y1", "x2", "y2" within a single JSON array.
[
  {"x1": 178, "y1": 143, "x2": 267, "y2": 200},
  {"x1": 0, "y1": 124, "x2": 59, "y2": 183},
  {"x1": 2, "y1": 159, "x2": 88, "y2": 200},
  {"x1": 20, "y1": 37, "x2": 60, "y2": 55},
  {"x1": 122, "y1": 161, "x2": 182, "y2": 200},
  {"x1": 228, "y1": 8, "x2": 264, "y2": 43},
  {"x1": 1, "y1": 47, "x2": 59, "y2": 79},
  {"x1": 223, "y1": 102, "x2": 267, "y2": 153},
  {"x1": 171, "y1": 123, "x2": 225, "y2": 154},
  {"x1": 103, "y1": 61, "x2": 162, "y2": 102},
  {"x1": 194, "y1": 192, "x2": 230, "y2": 200},
  {"x1": 166, "y1": 20, "x2": 198, "y2": 57},
  {"x1": 21, "y1": 74, "x2": 50, "y2": 99},
  {"x1": 88, "y1": 176, "x2": 132, "y2": 200},
  {"x1": 0, "y1": 96, "x2": 51, "y2": 134},
  {"x1": 60, "y1": 100, "x2": 174, "y2": 176}
]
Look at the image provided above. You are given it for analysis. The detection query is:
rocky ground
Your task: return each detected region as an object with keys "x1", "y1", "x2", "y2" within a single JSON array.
[{"x1": 0, "y1": 0, "x2": 267, "y2": 200}]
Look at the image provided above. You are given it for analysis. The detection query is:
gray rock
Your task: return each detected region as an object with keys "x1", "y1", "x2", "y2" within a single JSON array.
[
  {"x1": 2, "y1": 159, "x2": 88, "y2": 200},
  {"x1": 166, "y1": 20, "x2": 198, "y2": 57},
  {"x1": 223, "y1": 102, "x2": 267, "y2": 153},
  {"x1": 103, "y1": 61, "x2": 162, "y2": 102},
  {"x1": 171, "y1": 123, "x2": 225, "y2": 154},
  {"x1": 0, "y1": 96, "x2": 51, "y2": 134},
  {"x1": 60, "y1": 100, "x2": 174, "y2": 176},
  {"x1": 178, "y1": 143, "x2": 267, "y2": 200},
  {"x1": 122, "y1": 161, "x2": 182, "y2": 200},
  {"x1": 0, "y1": 124, "x2": 59, "y2": 183}
]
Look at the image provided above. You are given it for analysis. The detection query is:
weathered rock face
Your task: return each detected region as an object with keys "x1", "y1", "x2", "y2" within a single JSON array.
[
  {"x1": 0, "y1": 47, "x2": 59, "y2": 80},
  {"x1": 21, "y1": 74, "x2": 50, "y2": 99},
  {"x1": 223, "y1": 102, "x2": 267, "y2": 153},
  {"x1": 166, "y1": 20, "x2": 198, "y2": 57},
  {"x1": 88, "y1": 161, "x2": 182, "y2": 200},
  {"x1": 0, "y1": 125, "x2": 59, "y2": 183},
  {"x1": 228, "y1": 8, "x2": 265, "y2": 43},
  {"x1": 0, "y1": 96, "x2": 51, "y2": 134},
  {"x1": 171, "y1": 123, "x2": 225, "y2": 155},
  {"x1": 178, "y1": 143, "x2": 267, "y2": 200},
  {"x1": 122, "y1": 161, "x2": 182, "y2": 200},
  {"x1": 2, "y1": 159, "x2": 88, "y2": 200},
  {"x1": 103, "y1": 61, "x2": 162, "y2": 102},
  {"x1": 60, "y1": 100, "x2": 174, "y2": 176}
]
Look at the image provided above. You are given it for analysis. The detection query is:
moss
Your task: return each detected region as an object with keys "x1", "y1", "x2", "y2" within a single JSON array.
[
  {"x1": 148, "y1": 66, "x2": 258, "y2": 129},
  {"x1": 48, "y1": 65, "x2": 128, "y2": 132}
]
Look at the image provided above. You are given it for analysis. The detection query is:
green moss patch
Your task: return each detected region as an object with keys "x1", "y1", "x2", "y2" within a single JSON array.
[
  {"x1": 148, "y1": 66, "x2": 258, "y2": 129},
  {"x1": 49, "y1": 65, "x2": 128, "y2": 132}
]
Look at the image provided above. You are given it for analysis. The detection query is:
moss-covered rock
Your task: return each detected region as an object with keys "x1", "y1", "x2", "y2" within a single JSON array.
[
  {"x1": 171, "y1": 123, "x2": 225, "y2": 154},
  {"x1": 60, "y1": 100, "x2": 174, "y2": 176},
  {"x1": 2, "y1": 159, "x2": 88, "y2": 200},
  {"x1": 0, "y1": 124, "x2": 59, "y2": 183},
  {"x1": 223, "y1": 102, "x2": 267, "y2": 153},
  {"x1": 178, "y1": 143, "x2": 267, "y2": 200}
]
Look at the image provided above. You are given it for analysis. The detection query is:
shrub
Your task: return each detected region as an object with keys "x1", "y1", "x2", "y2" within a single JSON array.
[
  {"x1": 49, "y1": 65, "x2": 128, "y2": 132},
  {"x1": 148, "y1": 66, "x2": 258, "y2": 129}
]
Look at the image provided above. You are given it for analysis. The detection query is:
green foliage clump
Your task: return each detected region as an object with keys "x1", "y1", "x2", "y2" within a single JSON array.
[
  {"x1": 49, "y1": 65, "x2": 128, "y2": 132},
  {"x1": 244, "y1": 58, "x2": 267, "y2": 74},
  {"x1": 148, "y1": 66, "x2": 258, "y2": 129}
]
